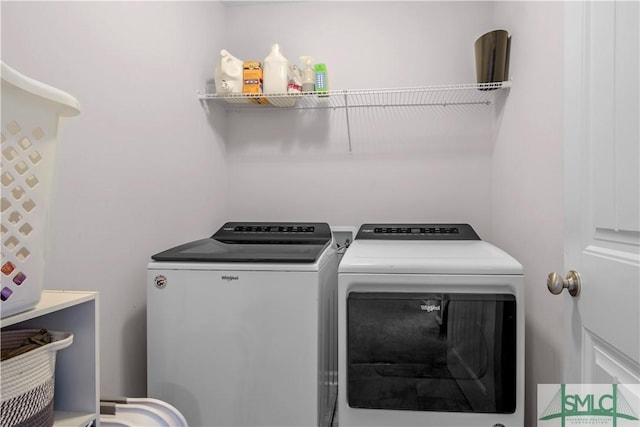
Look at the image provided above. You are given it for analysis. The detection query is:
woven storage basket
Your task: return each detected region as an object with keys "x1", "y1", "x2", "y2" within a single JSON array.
[{"x1": 0, "y1": 329, "x2": 73, "y2": 427}]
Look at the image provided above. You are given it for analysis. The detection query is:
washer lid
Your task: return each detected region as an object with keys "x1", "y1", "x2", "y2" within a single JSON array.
[
  {"x1": 339, "y1": 240, "x2": 522, "y2": 275},
  {"x1": 151, "y1": 222, "x2": 332, "y2": 263}
]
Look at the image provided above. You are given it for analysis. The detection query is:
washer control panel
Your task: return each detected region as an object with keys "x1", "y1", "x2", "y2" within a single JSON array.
[{"x1": 214, "y1": 222, "x2": 332, "y2": 244}]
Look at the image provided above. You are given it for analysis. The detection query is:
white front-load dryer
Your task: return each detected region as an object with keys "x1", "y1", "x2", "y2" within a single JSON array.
[
  {"x1": 147, "y1": 222, "x2": 338, "y2": 427},
  {"x1": 338, "y1": 224, "x2": 524, "y2": 427}
]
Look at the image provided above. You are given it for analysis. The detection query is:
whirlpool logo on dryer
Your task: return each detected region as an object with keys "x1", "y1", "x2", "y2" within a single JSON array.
[
  {"x1": 420, "y1": 301, "x2": 441, "y2": 312},
  {"x1": 221, "y1": 275, "x2": 239, "y2": 281}
]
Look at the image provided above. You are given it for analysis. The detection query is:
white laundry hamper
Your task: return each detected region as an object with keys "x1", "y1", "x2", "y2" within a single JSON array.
[
  {"x1": 100, "y1": 397, "x2": 188, "y2": 426},
  {"x1": 1, "y1": 62, "x2": 80, "y2": 318}
]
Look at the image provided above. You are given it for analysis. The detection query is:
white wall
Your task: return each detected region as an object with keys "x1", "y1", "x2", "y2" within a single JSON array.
[
  {"x1": 1, "y1": 1, "x2": 228, "y2": 396},
  {"x1": 222, "y1": 2, "x2": 498, "y2": 236},
  {"x1": 491, "y1": 3, "x2": 565, "y2": 426}
]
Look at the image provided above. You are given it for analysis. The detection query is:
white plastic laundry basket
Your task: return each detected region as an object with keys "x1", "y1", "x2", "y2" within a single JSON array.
[
  {"x1": 100, "y1": 397, "x2": 188, "y2": 426},
  {"x1": 1, "y1": 62, "x2": 80, "y2": 318}
]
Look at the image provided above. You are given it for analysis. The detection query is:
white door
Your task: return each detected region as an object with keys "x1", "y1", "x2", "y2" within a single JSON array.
[{"x1": 561, "y1": 0, "x2": 639, "y2": 391}]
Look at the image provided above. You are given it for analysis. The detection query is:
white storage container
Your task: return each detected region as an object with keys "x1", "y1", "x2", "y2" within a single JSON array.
[
  {"x1": 214, "y1": 49, "x2": 244, "y2": 95},
  {"x1": 100, "y1": 397, "x2": 188, "y2": 426},
  {"x1": 1, "y1": 62, "x2": 80, "y2": 318}
]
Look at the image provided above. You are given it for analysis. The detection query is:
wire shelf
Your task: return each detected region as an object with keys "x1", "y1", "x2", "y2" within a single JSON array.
[
  {"x1": 197, "y1": 81, "x2": 511, "y2": 111},
  {"x1": 198, "y1": 81, "x2": 511, "y2": 155}
]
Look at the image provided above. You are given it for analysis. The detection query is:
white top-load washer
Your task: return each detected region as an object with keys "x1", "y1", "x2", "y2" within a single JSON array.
[
  {"x1": 338, "y1": 224, "x2": 524, "y2": 427},
  {"x1": 147, "y1": 222, "x2": 338, "y2": 427}
]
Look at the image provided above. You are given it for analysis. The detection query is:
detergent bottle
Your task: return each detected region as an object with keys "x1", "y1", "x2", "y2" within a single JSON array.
[
  {"x1": 214, "y1": 49, "x2": 243, "y2": 94},
  {"x1": 263, "y1": 43, "x2": 289, "y2": 94},
  {"x1": 314, "y1": 63, "x2": 328, "y2": 95}
]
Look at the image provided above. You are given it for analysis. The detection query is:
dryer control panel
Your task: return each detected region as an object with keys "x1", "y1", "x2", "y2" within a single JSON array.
[{"x1": 355, "y1": 223, "x2": 480, "y2": 240}]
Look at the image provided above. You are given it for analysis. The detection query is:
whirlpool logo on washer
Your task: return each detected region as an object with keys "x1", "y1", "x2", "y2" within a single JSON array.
[
  {"x1": 221, "y1": 275, "x2": 239, "y2": 281},
  {"x1": 154, "y1": 275, "x2": 167, "y2": 289}
]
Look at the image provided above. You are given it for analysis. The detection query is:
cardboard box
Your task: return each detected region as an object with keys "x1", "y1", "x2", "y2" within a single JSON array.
[
  {"x1": 243, "y1": 69, "x2": 263, "y2": 81},
  {"x1": 243, "y1": 61, "x2": 268, "y2": 104},
  {"x1": 243, "y1": 61, "x2": 263, "y2": 92},
  {"x1": 243, "y1": 61, "x2": 262, "y2": 70},
  {"x1": 243, "y1": 80, "x2": 261, "y2": 93}
]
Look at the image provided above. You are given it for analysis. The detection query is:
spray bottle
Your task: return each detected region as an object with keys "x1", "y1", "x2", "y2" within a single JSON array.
[{"x1": 300, "y1": 56, "x2": 315, "y2": 93}]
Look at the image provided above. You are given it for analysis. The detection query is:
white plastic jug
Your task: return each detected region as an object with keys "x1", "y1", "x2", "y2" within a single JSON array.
[
  {"x1": 263, "y1": 44, "x2": 289, "y2": 94},
  {"x1": 214, "y1": 49, "x2": 243, "y2": 95}
]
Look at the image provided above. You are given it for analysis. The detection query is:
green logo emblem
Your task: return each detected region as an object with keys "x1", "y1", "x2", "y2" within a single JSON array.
[{"x1": 539, "y1": 384, "x2": 639, "y2": 426}]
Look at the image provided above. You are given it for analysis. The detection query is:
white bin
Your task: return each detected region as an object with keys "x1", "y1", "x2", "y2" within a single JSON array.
[
  {"x1": 100, "y1": 397, "x2": 188, "y2": 427},
  {"x1": 1, "y1": 62, "x2": 80, "y2": 318}
]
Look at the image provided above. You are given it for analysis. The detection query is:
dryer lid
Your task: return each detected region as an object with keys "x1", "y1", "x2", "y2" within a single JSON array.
[
  {"x1": 344, "y1": 223, "x2": 518, "y2": 273},
  {"x1": 340, "y1": 240, "x2": 522, "y2": 275},
  {"x1": 151, "y1": 222, "x2": 333, "y2": 263}
]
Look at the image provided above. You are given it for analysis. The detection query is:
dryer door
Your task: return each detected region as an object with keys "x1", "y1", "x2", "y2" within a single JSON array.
[{"x1": 346, "y1": 292, "x2": 516, "y2": 413}]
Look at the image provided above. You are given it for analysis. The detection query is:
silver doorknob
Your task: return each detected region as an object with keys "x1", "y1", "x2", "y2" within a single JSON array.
[{"x1": 547, "y1": 271, "x2": 581, "y2": 297}]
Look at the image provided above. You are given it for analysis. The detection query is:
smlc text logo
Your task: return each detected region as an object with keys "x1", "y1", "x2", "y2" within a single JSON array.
[{"x1": 538, "y1": 384, "x2": 639, "y2": 426}]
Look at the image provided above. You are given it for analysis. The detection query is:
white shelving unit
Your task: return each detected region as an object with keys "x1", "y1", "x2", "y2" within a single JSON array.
[
  {"x1": 1, "y1": 290, "x2": 100, "y2": 427},
  {"x1": 198, "y1": 82, "x2": 511, "y2": 153},
  {"x1": 198, "y1": 82, "x2": 510, "y2": 109}
]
